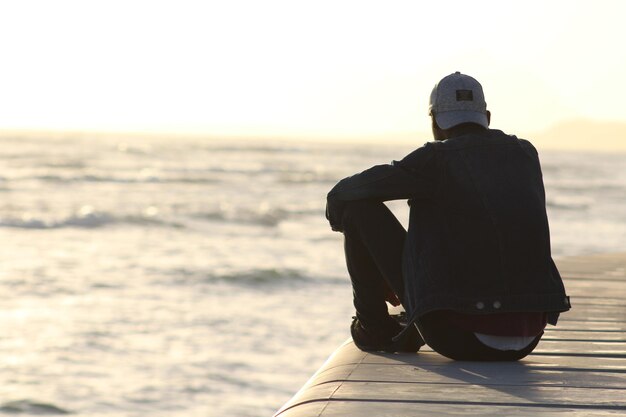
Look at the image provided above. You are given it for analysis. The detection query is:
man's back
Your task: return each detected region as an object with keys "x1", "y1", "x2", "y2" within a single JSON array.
[{"x1": 399, "y1": 130, "x2": 569, "y2": 321}]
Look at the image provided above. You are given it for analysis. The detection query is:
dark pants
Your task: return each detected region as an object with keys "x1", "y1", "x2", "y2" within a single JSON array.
[
  {"x1": 418, "y1": 312, "x2": 542, "y2": 360},
  {"x1": 341, "y1": 200, "x2": 540, "y2": 361}
]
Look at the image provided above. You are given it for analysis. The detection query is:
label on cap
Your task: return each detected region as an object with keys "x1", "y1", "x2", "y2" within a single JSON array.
[{"x1": 456, "y1": 90, "x2": 473, "y2": 101}]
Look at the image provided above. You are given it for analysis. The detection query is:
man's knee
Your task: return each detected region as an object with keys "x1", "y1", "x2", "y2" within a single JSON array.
[{"x1": 341, "y1": 201, "x2": 384, "y2": 231}]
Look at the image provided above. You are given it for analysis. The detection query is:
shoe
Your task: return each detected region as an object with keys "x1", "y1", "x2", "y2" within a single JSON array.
[{"x1": 350, "y1": 315, "x2": 424, "y2": 353}]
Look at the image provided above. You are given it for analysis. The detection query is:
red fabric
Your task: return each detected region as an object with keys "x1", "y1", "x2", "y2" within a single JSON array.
[{"x1": 434, "y1": 310, "x2": 547, "y2": 337}]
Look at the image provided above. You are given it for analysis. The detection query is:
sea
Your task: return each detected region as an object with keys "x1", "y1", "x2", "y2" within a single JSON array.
[{"x1": 0, "y1": 133, "x2": 624, "y2": 417}]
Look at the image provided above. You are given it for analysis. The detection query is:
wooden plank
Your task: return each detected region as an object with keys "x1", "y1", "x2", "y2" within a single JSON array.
[
  {"x1": 280, "y1": 401, "x2": 626, "y2": 417},
  {"x1": 542, "y1": 330, "x2": 626, "y2": 341},
  {"x1": 359, "y1": 351, "x2": 626, "y2": 372},
  {"x1": 561, "y1": 283, "x2": 626, "y2": 294},
  {"x1": 329, "y1": 382, "x2": 626, "y2": 407},
  {"x1": 557, "y1": 311, "x2": 626, "y2": 322},
  {"x1": 278, "y1": 380, "x2": 626, "y2": 412},
  {"x1": 533, "y1": 340, "x2": 626, "y2": 356},
  {"x1": 342, "y1": 364, "x2": 626, "y2": 389}
]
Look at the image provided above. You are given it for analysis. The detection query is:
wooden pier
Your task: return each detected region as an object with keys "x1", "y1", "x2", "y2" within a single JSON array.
[{"x1": 274, "y1": 252, "x2": 626, "y2": 416}]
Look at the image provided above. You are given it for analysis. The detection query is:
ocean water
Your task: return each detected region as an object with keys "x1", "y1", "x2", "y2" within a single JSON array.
[{"x1": 0, "y1": 134, "x2": 624, "y2": 416}]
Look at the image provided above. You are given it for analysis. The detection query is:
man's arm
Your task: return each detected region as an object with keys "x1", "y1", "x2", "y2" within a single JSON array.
[{"x1": 326, "y1": 144, "x2": 435, "y2": 232}]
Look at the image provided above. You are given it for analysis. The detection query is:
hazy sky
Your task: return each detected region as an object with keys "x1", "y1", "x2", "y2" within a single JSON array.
[{"x1": 1, "y1": 0, "x2": 625, "y2": 138}]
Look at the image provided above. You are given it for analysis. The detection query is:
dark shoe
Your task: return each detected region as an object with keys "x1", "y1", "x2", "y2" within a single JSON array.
[
  {"x1": 390, "y1": 313, "x2": 425, "y2": 352},
  {"x1": 351, "y1": 315, "x2": 424, "y2": 353}
]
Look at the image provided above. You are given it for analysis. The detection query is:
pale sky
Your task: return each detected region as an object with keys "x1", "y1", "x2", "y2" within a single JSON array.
[{"x1": 0, "y1": 0, "x2": 625, "y2": 139}]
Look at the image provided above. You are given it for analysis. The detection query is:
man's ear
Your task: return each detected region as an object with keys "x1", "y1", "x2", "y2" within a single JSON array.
[
  {"x1": 486, "y1": 110, "x2": 491, "y2": 126},
  {"x1": 431, "y1": 116, "x2": 445, "y2": 140}
]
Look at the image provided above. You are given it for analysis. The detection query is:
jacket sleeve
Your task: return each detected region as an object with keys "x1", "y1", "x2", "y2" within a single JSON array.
[{"x1": 326, "y1": 143, "x2": 434, "y2": 232}]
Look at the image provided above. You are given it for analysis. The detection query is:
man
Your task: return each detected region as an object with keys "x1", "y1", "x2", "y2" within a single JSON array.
[{"x1": 326, "y1": 72, "x2": 570, "y2": 361}]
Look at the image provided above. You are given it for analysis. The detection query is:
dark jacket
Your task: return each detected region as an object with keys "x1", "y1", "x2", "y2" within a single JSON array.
[{"x1": 326, "y1": 129, "x2": 570, "y2": 325}]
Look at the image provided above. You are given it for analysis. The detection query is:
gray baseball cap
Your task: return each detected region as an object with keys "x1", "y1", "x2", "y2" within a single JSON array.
[{"x1": 429, "y1": 72, "x2": 488, "y2": 129}]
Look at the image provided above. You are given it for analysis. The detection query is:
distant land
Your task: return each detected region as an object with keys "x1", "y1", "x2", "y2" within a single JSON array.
[
  {"x1": 333, "y1": 119, "x2": 626, "y2": 152},
  {"x1": 531, "y1": 119, "x2": 626, "y2": 152}
]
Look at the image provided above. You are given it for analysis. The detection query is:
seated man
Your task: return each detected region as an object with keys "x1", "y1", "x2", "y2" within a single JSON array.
[{"x1": 326, "y1": 72, "x2": 570, "y2": 361}]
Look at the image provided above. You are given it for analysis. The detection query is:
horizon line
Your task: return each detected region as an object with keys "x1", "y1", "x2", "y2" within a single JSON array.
[{"x1": 1, "y1": 117, "x2": 625, "y2": 151}]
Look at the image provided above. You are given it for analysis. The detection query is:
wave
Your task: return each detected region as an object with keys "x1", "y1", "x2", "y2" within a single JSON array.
[
  {"x1": 193, "y1": 208, "x2": 289, "y2": 227},
  {"x1": 29, "y1": 174, "x2": 221, "y2": 185},
  {"x1": 161, "y1": 267, "x2": 315, "y2": 287},
  {"x1": 10, "y1": 164, "x2": 341, "y2": 186},
  {"x1": 212, "y1": 268, "x2": 311, "y2": 285},
  {"x1": 21, "y1": 169, "x2": 337, "y2": 185},
  {"x1": 0, "y1": 204, "x2": 322, "y2": 230},
  {"x1": 0, "y1": 212, "x2": 182, "y2": 230},
  {"x1": 193, "y1": 206, "x2": 321, "y2": 227},
  {"x1": 0, "y1": 400, "x2": 70, "y2": 415},
  {"x1": 196, "y1": 143, "x2": 319, "y2": 154},
  {"x1": 40, "y1": 160, "x2": 88, "y2": 169},
  {"x1": 548, "y1": 183, "x2": 625, "y2": 195},
  {"x1": 154, "y1": 267, "x2": 347, "y2": 289},
  {"x1": 546, "y1": 201, "x2": 590, "y2": 211},
  {"x1": 277, "y1": 171, "x2": 339, "y2": 184}
]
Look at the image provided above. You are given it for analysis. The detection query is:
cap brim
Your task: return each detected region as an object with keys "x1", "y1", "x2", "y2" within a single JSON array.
[{"x1": 435, "y1": 111, "x2": 488, "y2": 130}]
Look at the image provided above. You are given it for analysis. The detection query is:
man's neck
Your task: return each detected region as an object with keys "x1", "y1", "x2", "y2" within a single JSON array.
[{"x1": 440, "y1": 123, "x2": 488, "y2": 140}]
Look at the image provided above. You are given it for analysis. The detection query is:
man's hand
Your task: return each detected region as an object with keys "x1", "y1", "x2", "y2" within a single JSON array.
[
  {"x1": 382, "y1": 279, "x2": 401, "y2": 306},
  {"x1": 325, "y1": 199, "x2": 346, "y2": 232}
]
